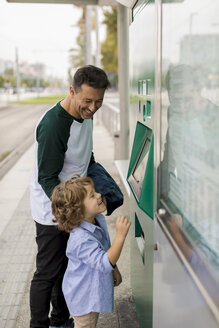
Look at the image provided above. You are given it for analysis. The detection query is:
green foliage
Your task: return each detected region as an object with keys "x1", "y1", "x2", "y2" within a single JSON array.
[
  {"x1": 20, "y1": 75, "x2": 36, "y2": 88},
  {"x1": 3, "y1": 68, "x2": 16, "y2": 87},
  {"x1": 0, "y1": 75, "x2": 6, "y2": 88},
  {"x1": 4, "y1": 68, "x2": 14, "y2": 76},
  {"x1": 101, "y1": 7, "x2": 118, "y2": 86},
  {"x1": 0, "y1": 68, "x2": 54, "y2": 90},
  {"x1": 0, "y1": 151, "x2": 11, "y2": 162}
]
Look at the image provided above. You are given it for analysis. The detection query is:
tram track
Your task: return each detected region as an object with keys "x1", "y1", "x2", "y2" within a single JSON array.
[
  {"x1": 0, "y1": 103, "x2": 48, "y2": 180},
  {"x1": 0, "y1": 133, "x2": 34, "y2": 180}
]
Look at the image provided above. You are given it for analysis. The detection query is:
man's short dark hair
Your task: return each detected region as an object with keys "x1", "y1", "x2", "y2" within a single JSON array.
[{"x1": 73, "y1": 65, "x2": 110, "y2": 92}]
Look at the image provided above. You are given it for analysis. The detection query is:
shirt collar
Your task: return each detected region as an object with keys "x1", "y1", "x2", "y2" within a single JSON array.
[
  {"x1": 58, "y1": 101, "x2": 84, "y2": 123},
  {"x1": 80, "y1": 220, "x2": 98, "y2": 233},
  {"x1": 80, "y1": 214, "x2": 104, "y2": 233}
]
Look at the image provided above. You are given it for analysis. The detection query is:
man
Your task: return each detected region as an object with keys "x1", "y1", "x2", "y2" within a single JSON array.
[{"x1": 30, "y1": 65, "x2": 110, "y2": 328}]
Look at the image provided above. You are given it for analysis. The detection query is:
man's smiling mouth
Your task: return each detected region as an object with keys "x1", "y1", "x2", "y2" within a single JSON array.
[{"x1": 83, "y1": 108, "x2": 92, "y2": 114}]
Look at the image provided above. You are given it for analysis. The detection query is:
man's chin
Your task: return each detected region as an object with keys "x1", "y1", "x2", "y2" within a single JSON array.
[{"x1": 81, "y1": 112, "x2": 94, "y2": 119}]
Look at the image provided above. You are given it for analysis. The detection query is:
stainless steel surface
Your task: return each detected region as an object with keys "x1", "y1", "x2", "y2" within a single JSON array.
[
  {"x1": 154, "y1": 0, "x2": 162, "y2": 213},
  {"x1": 153, "y1": 215, "x2": 219, "y2": 327}
]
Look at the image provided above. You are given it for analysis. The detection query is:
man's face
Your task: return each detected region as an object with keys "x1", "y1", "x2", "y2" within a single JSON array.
[{"x1": 71, "y1": 84, "x2": 105, "y2": 119}]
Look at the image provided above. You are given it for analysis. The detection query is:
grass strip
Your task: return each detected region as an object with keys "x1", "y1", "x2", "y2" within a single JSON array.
[
  {"x1": 12, "y1": 94, "x2": 67, "y2": 105},
  {"x1": 0, "y1": 151, "x2": 11, "y2": 162}
]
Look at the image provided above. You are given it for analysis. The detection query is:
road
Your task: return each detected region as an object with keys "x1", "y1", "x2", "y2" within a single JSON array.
[{"x1": 0, "y1": 103, "x2": 48, "y2": 179}]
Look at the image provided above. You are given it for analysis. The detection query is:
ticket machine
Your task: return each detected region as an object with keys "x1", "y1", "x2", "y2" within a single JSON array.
[{"x1": 126, "y1": 1, "x2": 219, "y2": 328}]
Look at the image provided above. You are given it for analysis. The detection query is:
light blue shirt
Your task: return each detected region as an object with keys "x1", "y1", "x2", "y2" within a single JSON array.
[{"x1": 62, "y1": 213, "x2": 114, "y2": 316}]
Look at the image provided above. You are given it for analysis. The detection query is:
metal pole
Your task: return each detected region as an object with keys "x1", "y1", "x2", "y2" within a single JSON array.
[
  {"x1": 95, "y1": 6, "x2": 101, "y2": 68},
  {"x1": 85, "y1": 5, "x2": 92, "y2": 65},
  {"x1": 117, "y1": 4, "x2": 129, "y2": 159},
  {"x1": 15, "y1": 47, "x2": 20, "y2": 101},
  {"x1": 94, "y1": 5, "x2": 101, "y2": 125},
  {"x1": 36, "y1": 66, "x2": 40, "y2": 98}
]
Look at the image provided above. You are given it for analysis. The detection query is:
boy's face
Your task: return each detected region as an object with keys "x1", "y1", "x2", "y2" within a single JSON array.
[{"x1": 83, "y1": 184, "x2": 106, "y2": 221}]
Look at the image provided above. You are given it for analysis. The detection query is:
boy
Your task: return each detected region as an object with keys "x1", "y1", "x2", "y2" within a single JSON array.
[{"x1": 51, "y1": 176, "x2": 131, "y2": 328}]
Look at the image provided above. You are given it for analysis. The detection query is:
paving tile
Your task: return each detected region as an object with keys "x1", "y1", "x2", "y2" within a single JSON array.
[
  {"x1": 10, "y1": 293, "x2": 23, "y2": 306},
  {"x1": 4, "y1": 319, "x2": 16, "y2": 328},
  {"x1": 0, "y1": 319, "x2": 6, "y2": 328},
  {"x1": 1, "y1": 305, "x2": 10, "y2": 320},
  {"x1": 8, "y1": 305, "x2": 19, "y2": 320}
]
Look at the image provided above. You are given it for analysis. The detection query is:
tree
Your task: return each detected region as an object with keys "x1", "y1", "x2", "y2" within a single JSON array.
[
  {"x1": 4, "y1": 68, "x2": 16, "y2": 88},
  {"x1": 0, "y1": 75, "x2": 6, "y2": 88},
  {"x1": 101, "y1": 7, "x2": 118, "y2": 87}
]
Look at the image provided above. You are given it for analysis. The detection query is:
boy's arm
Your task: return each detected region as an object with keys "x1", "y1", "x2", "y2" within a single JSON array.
[
  {"x1": 67, "y1": 217, "x2": 130, "y2": 274},
  {"x1": 113, "y1": 265, "x2": 122, "y2": 287},
  {"x1": 69, "y1": 237, "x2": 114, "y2": 273},
  {"x1": 107, "y1": 216, "x2": 131, "y2": 266}
]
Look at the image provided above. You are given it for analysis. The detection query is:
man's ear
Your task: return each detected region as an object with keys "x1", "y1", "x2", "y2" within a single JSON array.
[{"x1": 70, "y1": 85, "x2": 76, "y2": 96}]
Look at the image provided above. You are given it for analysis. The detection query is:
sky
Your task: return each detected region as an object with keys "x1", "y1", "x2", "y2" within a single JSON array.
[{"x1": 0, "y1": 0, "x2": 105, "y2": 81}]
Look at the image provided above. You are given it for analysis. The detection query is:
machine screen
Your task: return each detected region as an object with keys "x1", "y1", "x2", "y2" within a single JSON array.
[{"x1": 128, "y1": 128, "x2": 152, "y2": 200}]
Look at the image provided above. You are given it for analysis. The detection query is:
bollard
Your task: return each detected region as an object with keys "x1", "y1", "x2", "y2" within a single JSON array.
[{"x1": 114, "y1": 132, "x2": 120, "y2": 160}]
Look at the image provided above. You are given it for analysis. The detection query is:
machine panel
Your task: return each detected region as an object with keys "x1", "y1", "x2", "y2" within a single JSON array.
[{"x1": 129, "y1": 1, "x2": 156, "y2": 327}]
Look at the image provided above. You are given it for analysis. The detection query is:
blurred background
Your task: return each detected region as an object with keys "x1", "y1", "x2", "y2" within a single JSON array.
[{"x1": 0, "y1": 0, "x2": 118, "y2": 101}]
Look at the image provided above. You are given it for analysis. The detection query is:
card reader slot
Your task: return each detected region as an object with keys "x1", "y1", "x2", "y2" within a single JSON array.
[{"x1": 135, "y1": 213, "x2": 145, "y2": 264}]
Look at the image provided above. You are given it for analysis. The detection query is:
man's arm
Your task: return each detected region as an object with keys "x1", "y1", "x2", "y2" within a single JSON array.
[{"x1": 37, "y1": 120, "x2": 69, "y2": 199}]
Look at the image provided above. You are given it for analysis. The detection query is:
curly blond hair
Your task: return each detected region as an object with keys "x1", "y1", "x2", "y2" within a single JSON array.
[{"x1": 51, "y1": 176, "x2": 94, "y2": 233}]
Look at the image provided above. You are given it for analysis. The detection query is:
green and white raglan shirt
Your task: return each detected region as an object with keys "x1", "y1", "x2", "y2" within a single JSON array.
[{"x1": 30, "y1": 101, "x2": 93, "y2": 225}]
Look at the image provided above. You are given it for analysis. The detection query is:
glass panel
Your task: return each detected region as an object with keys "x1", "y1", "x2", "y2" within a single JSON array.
[{"x1": 160, "y1": 0, "x2": 219, "y2": 279}]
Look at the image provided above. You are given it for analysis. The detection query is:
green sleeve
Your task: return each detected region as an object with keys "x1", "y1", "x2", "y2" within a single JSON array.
[{"x1": 37, "y1": 116, "x2": 71, "y2": 199}]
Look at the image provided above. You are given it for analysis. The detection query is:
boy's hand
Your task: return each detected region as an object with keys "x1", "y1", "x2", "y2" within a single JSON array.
[
  {"x1": 116, "y1": 216, "x2": 131, "y2": 239},
  {"x1": 107, "y1": 216, "x2": 131, "y2": 266},
  {"x1": 113, "y1": 266, "x2": 122, "y2": 287}
]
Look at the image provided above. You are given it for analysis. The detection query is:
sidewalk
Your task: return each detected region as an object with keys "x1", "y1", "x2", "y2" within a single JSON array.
[{"x1": 0, "y1": 118, "x2": 139, "y2": 328}]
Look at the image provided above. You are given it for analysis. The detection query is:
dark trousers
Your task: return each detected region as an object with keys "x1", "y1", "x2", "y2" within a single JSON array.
[{"x1": 30, "y1": 222, "x2": 70, "y2": 328}]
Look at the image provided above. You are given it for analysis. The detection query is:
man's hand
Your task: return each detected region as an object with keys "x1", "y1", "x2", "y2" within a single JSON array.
[{"x1": 112, "y1": 266, "x2": 122, "y2": 287}]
